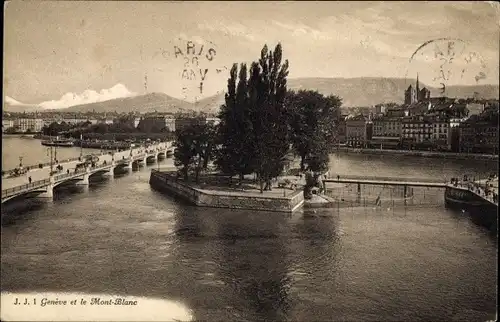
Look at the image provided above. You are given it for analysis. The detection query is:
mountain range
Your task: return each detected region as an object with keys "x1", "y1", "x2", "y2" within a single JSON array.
[{"x1": 4, "y1": 78, "x2": 499, "y2": 114}]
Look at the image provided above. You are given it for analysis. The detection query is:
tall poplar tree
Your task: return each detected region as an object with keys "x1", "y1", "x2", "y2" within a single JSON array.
[
  {"x1": 250, "y1": 43, "x2": 290, "y2": 192},
  {"x1": 216, "y1": 63, "x2": 255, "y2": 183},
  {"x1": 215, "y1": 64, "x2": 238, "y2": 178}
]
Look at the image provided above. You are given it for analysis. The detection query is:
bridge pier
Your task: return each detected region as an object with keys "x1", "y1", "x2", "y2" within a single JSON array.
[
  {"x1": 76, "y1": 168, "x2": 90, "y2": 185},
  {"x1": 105, "y1": 162, "x2": 115, "y2": 176},
  {"x1": 38, "y1": 176, "x2": 55, "y2": 200}
]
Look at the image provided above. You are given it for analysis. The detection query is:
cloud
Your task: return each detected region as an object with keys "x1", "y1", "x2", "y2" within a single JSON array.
[
  {"x1": 5, "y1": 96, "x2": 33, "y2": 106},
  {"x1": 38, "y1": 83, "x2": 136, "y2": 109},
  {"x1": 197, "y1": 21, "x2": 257, "y2": 41},
  {"x1": 272, "y1": 21, "x2": 332, "y2": 41}
]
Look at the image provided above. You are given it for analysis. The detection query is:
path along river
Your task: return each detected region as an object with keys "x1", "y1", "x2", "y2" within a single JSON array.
[{"x1": 1, "y1": 135, "x2": 498, "y2": 321}]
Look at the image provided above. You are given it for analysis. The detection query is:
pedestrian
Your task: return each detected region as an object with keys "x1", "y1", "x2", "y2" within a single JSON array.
[
  {"x1": 28, "y1": 176, "x2": 32, "y2": 184},
  {"x1": 67, "y1": 169, "x2": 70, "y2": 174},
  {"x1": 337, "y1": 175, "x2": 340, "y2": 181}
]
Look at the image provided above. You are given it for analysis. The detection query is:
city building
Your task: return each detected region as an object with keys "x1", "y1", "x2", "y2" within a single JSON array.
[
  {"x1": 337, "y1": 116, "x2": 347, "y2": 144},
  {"x1": 61, "y1": 118, "x2": 89, "y2": 125},
  {"x1": 134, "y1": 117, "x2": 142, "y2": 128},
  {"x1": 466, "y1": 102, "x2": 485, "y2": 116},
  {"x1": 165, "y1": 118, "x2": 176, "y2": 132},
  {"x1": 175, "y1": 117, "x2": 206, "y2": 132},
  {"x1": 137, "y1": 116, "x2": 167, "y2": 132},
  {"x1": 370, "y1": 115, "x2": 402, "y2": 149},
  {"x1": 430, "y1": 115, "x2": 451, "y2": 150},
  {"x1": 13, "y1": 118, "x2": 44, "y2": 133},
  {"x1": 2, "y1": 119, "x2": 14, "y2": 132},
  {"x1": 401, "y1": 115, "x2": 434, "y2": 149},
  {"x1": 345, "y1": 114, "x2": 368, "y2": 148},
  {"x1": 458, "y1": 110, "x2": 498, "y2": 154},
  {"x1": 374, "y1": 104, "x2": 386, "y2": 115},
  {"x1": 385, "y1": 106, "x2": 409, "y2": 118},
  {"x1": 205, "y1": 117, "x2": 220, "y2": 126}
]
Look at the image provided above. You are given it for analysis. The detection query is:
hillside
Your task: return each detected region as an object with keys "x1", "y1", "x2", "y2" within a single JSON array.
[
  {"x1": 4, "y1": 78, "x2": 498, "y2": 113},
  {"x1": 287, "y1": 77, "x2": 499, "y2": 107},
  {"x1": 181, "y1": 78, "x2": 500, "y2": 112},
  {"x1": 61, "y1": 92, "x2": 195, "y2": 113}
]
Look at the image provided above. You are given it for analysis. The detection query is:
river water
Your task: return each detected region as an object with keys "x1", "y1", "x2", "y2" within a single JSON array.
[{"x1": 1, "y1": 136, "x2": 498, "y2": 321}]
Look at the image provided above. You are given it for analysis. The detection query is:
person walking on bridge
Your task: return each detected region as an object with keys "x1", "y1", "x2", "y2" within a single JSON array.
[{"x1": 28, "y1": 176, "x2": 32, "y2": 184}]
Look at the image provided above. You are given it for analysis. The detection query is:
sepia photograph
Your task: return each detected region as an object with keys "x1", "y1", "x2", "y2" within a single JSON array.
[{"x1": 1, "y1": 1, "x2": 499, "y2": 321}]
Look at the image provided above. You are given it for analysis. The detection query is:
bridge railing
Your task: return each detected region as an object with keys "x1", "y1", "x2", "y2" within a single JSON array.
[
  {"x1": 1, "y1": 179, "x2": 51, "y2": 198},
  {"x1": 1, "y1": 142, "x2": 167, "y2": 178},
  {"x1": 115, "y1": 158, "x2": 131, "y2": 164},
  {"x1": 54, "y1": 167, "x2": 89, "y2": 181}
]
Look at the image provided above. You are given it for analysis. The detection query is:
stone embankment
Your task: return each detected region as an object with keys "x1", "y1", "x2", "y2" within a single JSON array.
[
  {"x1": 335, "y1": 148, "x2": 498, "y2": 161},
  {"x1": 149, "y1": 170, "x2": 305, "y2": 213}
]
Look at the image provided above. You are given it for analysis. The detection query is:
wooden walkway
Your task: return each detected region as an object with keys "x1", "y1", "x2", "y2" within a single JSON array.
[{"x1": 323, "y1": 175, "x2": 447, "y2": 188}]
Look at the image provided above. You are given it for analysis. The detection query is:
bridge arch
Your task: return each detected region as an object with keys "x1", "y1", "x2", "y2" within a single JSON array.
[
  {"x1": 53, "y1": 178, "x2": 83, "y2": 189},
  {"x1": 1, "y1": 190, "x2": 48, "y2": 204}
]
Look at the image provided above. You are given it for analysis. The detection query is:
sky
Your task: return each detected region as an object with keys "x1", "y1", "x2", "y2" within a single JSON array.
[{"x1": 4, "y1": 1, "x2": 500, "y2": 108}]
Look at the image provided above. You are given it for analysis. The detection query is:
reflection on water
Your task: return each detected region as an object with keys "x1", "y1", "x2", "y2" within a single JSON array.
[
  {"x1": 1, "y1": 139, "x2": 498, "y2": 321},
  {"x1": 0, "y1": 292, "x2": 193, "y2": 321}
]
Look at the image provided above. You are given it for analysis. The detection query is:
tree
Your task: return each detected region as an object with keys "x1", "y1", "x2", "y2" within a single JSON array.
[
  {"x1": 216, "y1": 63, "x2": 255, "y2": 183},
  {"x1": 174, "y1": 127, "x2": 196, "y2": 181},
  {"x1": 192, "y1": 122, "x2": 217, "y2": 183},
  {"x1": 174, "y1": 118, "x2": 215, "y2": 182},
  {"x1": 249, "y1": 43, "x2": 290, "y2": 192},
  {"x1": 287, "y1": 90, "x2": 341, "y2": 171}
]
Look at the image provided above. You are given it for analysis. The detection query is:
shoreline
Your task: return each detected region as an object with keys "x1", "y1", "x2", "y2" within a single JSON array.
[{"x1": 333, "y1": 147, "x2": 498, "y2": 161}]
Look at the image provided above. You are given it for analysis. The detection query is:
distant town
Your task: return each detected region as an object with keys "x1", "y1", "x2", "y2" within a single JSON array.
[{"x1": 2, "y1": 80, "x2": 499, "y2": 155}]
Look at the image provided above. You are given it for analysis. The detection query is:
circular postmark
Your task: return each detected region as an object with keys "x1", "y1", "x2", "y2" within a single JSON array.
[
  {"x1": 404, "y1": 38, "x2": 489, "y2": 96},
  {"x1": 152, "y1": 37, "x2": 228, "y2": 103}
]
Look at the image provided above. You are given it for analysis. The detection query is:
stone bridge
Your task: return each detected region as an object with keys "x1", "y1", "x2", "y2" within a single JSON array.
[{"x1": 1, "y1": 141, "x2": 174, "y2": 203}]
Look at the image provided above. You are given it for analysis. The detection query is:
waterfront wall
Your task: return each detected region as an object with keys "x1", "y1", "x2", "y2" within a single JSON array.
[
  {"x1": 335, "y1": 148, "x2": 498, "y2": 161},
  {"x1": 149, "y1": 170, "x2": 304, "y2": 213}
]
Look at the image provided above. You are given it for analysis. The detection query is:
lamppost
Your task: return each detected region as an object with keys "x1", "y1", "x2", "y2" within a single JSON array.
[
  {"x1": 79, "y1": 133, "x2": 83, "y2": 159},
  {"x1": 157, "y1": 148, "x2": 160, "y2": 171},
  {"x1": 47, "y1": 146, "x2": 54, "y2": 175}
]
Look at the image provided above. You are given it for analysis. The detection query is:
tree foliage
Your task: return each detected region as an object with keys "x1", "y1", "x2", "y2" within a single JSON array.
[
  {"x1": 250, "y1": 44, "x2": 290, "y2": 192},
  {"x1": 214, "y1": 43, "x2": 343, "y2": 193},
  {"x1": 173, "y1": 118, "x2": 216, "y2": 182},
  {"x1": 215, "y1": 43, "x2": 290, "y2": 192},
  {"x1": 216, "y1": 63, "x2": 255, "y2": 182},
  {"x1": 287, "y1": 90, "x2": 341, "y2": 172}
]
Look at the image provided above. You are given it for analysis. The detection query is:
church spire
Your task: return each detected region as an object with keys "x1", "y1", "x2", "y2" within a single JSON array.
[{"x1": 416, "y1": 73, "x2": 420, "y2": 92}]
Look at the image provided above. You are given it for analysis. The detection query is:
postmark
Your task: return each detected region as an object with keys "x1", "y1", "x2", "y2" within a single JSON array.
[
  {"x1": 153, "y1": 38, "x2": 228, "y2": 102},
  {"x1": 405, "y1": 38, "x2": 489, "y2": 96}
]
